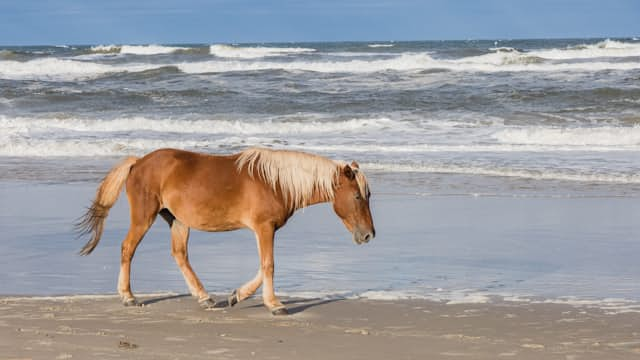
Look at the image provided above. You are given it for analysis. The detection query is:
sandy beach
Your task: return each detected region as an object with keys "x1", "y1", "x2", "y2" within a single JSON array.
[{"x1": 1, "y1": 294, "x2": 640, "y2": 359}]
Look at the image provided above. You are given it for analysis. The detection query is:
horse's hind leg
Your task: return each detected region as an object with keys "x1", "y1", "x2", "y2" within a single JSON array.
[
  {"x1": 229, "y1": 269, "x2": 263, "y2": 307},
  {"x1": 169, "y1": 218, "x2": 214, "y2": 308},
  {"x1": 117, "y1": 191, "x2": 158, "y2": 306}
]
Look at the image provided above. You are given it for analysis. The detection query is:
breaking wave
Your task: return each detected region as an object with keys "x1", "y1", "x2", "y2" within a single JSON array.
[
  {"x1": 177, "y1": 53, "x2": 640, "y2": 74},
  {"x1": 0, "y1": 58, "x2": 156, "y2": 81},
  {"x1": 530, "y1": 39, "x2": 640, "y2": 60}
]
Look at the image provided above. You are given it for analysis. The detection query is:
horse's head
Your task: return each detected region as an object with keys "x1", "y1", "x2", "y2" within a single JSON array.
[{"x1": 333, "y1": 161, "x2": 375, "y2": 245}]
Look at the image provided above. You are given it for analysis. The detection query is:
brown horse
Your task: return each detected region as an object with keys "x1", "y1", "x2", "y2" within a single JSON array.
[{"x1": 77, "y1": 147, "x2": 375, "y2": 315}]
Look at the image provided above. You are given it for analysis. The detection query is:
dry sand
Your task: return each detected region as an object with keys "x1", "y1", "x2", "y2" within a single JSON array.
[{"x1": 1, "y1": 294, "x2": 639, "y2": 359}]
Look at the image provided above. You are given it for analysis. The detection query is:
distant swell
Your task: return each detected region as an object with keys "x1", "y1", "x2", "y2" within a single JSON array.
[
  {"x1": 3, "y1": 46, "x2": 640, "y2": 81},
  {"x1": 209, "y1": 44, "x2": 316, "y2": 58},
  {"x1": 90, "y1": 44, "x2": 191, "y2": 55}
]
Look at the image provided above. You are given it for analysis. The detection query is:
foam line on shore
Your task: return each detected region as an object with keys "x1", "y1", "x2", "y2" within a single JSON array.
[{"x1": 4, "y1": 291, "x2": 639, "y2": 314}]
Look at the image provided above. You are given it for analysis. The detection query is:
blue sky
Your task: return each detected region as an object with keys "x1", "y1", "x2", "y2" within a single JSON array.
[{"x1": 1, "y1": 0, "x2": 638, "y2": 45}]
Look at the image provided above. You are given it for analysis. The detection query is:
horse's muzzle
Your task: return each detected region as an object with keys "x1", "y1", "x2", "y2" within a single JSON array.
[{"x1": 353, "y1": 227, "x2": 375, "y2": 245}]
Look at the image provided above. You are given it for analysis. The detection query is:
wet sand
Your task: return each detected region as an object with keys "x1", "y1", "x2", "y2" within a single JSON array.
[{"x1": 2, "y1": 294, "x2": 639, "y2": 359}]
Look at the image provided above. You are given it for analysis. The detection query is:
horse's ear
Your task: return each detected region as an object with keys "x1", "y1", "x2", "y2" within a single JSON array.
[
  {"x1": 343, "y1": 164, "x2": 355, "y2": 180},
  {"x1": 350, "y1": 161, "x2": 360, "y2": 169}
]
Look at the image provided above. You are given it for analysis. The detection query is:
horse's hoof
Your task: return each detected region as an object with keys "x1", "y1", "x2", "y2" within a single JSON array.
[
  {"x1": 123, "y1": 297, "x2": 139, "y2": 307},
  {"x1": 271, "y1": 306, "x2": 289, "y2": 316},
  {"x1": 198, "y1": 297, "x2": 217, "y2": 309},
  {"x1": 228, "y1": 290, "x2": 239, "y2": 307}
]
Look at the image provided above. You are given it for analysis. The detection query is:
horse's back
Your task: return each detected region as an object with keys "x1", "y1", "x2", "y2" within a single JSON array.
[
  {"x1": 127, "y1": 148, "x2": 280, "y2": 231},
  {"x1": 128, "y1": 148, "x2": 233, "y2": 189}
]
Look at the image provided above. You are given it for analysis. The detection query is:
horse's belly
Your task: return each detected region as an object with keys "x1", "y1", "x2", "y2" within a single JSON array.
[
  {"x1": 171, "y1": 205, "x2": 246, "y2": 232},
  {"x1": 196, "y1": 220, "x2": 245, "y2": 232}
]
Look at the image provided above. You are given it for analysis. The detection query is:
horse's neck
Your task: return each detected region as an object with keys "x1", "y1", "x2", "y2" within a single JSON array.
[{"x1": 304, "y1": 187, "x2": 333, "y2": 207}]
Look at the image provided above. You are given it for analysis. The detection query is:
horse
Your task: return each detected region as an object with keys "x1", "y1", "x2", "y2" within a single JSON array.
[{"x1": 76, "y1": 147, "x2": 375, "y2": 315}]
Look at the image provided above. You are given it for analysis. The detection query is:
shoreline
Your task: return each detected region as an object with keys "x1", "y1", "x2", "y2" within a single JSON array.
[
  {"x1": 4, "y1": 291, "x2": 640, "y2": 314},
  {"x1": 2, "y1": 294, "x2": 640, "y2": 359},
  {"x1": 1, "y1": 180, "x2": 640, "y2": 303}
]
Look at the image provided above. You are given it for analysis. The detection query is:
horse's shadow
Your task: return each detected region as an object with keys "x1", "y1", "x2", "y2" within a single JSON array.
[
  {"x1": 140, "y1": 294, "x2": 343, "y2": 314},
  {"x1": 282, "y1": 297, "x2": 344, "y2": 314},
  {"x1": 243, "y1": 297, "x2": 344, "y2": 314},
  {"x1": 140, "y1": 294, "x2": 191, "y2": 306}
]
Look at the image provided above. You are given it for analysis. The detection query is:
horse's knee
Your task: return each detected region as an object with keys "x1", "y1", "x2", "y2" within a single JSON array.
[
  {"x1": 120, "y1": 244, "x2": 134, "y2": 263},
  {"x1": 261, "y1": 260, "x2": 274, "y2": 277},
  {"x1": 171, "y1": 248, "x2": 187, "y2": 265}
]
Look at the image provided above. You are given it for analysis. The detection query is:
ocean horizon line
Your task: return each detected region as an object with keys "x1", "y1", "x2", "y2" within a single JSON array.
[{"x1": 2, "y1": 35, "x2": 639, "y2": 47}]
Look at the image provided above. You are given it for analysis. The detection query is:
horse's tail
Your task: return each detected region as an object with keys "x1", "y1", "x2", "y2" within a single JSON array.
[{"x1": 76, "y1": 156, "x2": 139, "y2": 255}]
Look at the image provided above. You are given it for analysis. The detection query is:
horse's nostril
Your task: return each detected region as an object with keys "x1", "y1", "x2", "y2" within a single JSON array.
[{"x1": 364, "y1": 233, "x2": 371, "y2": 242}]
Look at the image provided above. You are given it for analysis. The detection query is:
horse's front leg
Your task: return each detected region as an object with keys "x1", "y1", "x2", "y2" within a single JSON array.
[{"x1": 254, "y1": 224, "x2": 287, "y2": 315}]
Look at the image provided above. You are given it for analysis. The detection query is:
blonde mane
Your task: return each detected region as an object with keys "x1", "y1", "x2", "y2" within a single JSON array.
[
  {"x1": 353, "y1": 169, "x2": 370, "y2": 202},
  {"x1": 236, "y1": 147, "x2": 369, "y2": 211}
]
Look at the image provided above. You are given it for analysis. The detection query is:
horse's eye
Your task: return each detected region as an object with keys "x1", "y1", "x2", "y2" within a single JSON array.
[{"x1": 354, "y1": 192, "x2": 362, "y2": 200}]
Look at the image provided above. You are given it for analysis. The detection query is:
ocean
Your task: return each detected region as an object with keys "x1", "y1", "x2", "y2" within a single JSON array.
[{"x1": 1, "y1": 38, "x2": 639, "y2": 307}]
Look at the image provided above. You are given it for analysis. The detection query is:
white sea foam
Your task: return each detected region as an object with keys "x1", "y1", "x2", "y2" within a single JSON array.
[
  {"x1": 488, "y1": 47, "x2": 519, "y2": 53},
  {"x1": 296, "y1": 140, "x2": 640, "y2": 153},
  {"x1": 282, "y1": 291, "x2": 640, "y2": 313},
  {"x1": 493, "y1": 126, "x2": 640, "y2": 146},
  {"x1": 368, "y1": 43, "x2": 395, "y2": 48},
  {"x1": 361, "y1": 162, "x2": 640, "y2": 184},
  {"x1": 445, "y1": 294, "x2": 492, "y2": 305},
  {"x1": 536, "y1": 297, "x2": 640, "y2": 315},
  {"x1": 354, "y1": 290, "x2": 433, "y2": 301},
  {"x1": 134, "y1": 53, "x2": 640, "y2": 74},
  {"x1": 179, "y1": 53, "x2": 435, "y2": 73},
  {"x1": 209, "y1": 44, "x2": 316, "y2": 58},
  {"x1": 0, "y1": 115, "x2": 399, "y2": 157},
  {"x1": 183, "y1": 52, "x2": 637, "y2": 74},
  {"x1": 0, "y1": 116, "x2": 395, "y2": 136},
  {"x1": 0, "y1": 292, "x2": 178, "y2": 302},
  {"x1": 486, "y1": 39, "x2": 640, "y2": 61},
  {"x1": 0, "y1": 136, "x2": 225, "y2": 157},
  {"x1": 90, "y1": 44, "x2": 121, "y2": 53},
  {"x1": 354, "y1": 290, "x2": 491, "y2": 304},
  {"x1": 530, "y1": 39, "x2": 640, "y2": 60},
  {"x1": 4, "y1": 292, "x2": 638, "y2": 314}
]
